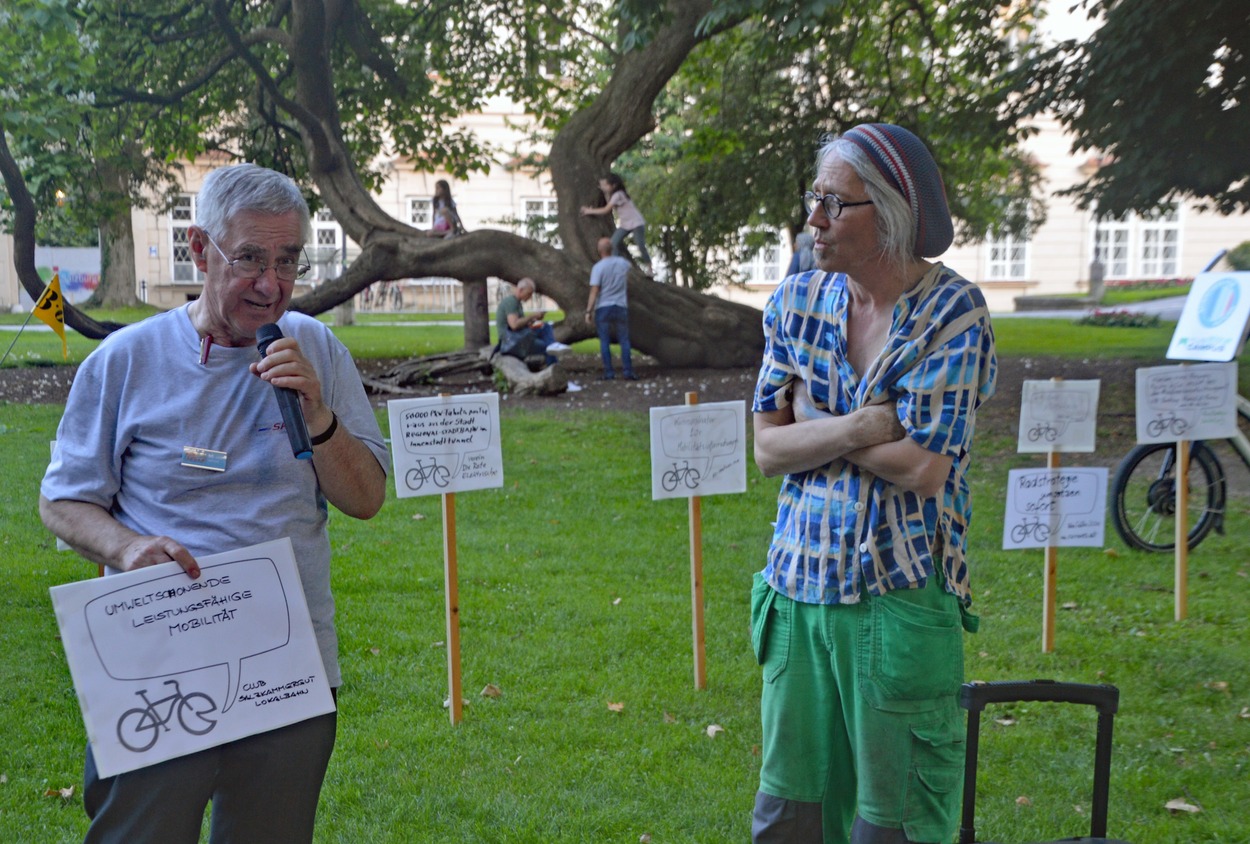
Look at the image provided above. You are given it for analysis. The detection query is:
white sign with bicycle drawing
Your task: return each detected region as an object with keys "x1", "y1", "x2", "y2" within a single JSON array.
[
  {"x1": 1003, "y1": 468, "x2": 1108, "y2": 549},
  {"x1": 1016, "y1": 379, "x2": 1100, "y2": 453},
  {"x1": 1134, "y1": 362, "x2": 1239, "y2": 444},
  {"x1": 50, "y1": 538, "x2": 334, "y2": 778},
  {"x1": 387, "y1": 393, "x2": 504, "y2": 497},
  {"x1": 649, "y1": 401, "x2": 746, "y2": 500}
]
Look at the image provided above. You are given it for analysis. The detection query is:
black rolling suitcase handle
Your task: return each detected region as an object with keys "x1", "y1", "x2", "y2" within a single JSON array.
[{"x1": 959, "y1": 680, "x2": 1120, "y2": 844}]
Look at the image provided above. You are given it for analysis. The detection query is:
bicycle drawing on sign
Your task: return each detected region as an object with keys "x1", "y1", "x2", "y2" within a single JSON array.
[
  {"x1": 661, "y1": 460, "x2": 702, "y2": 492},
  {"x1": 116, "y1": 678, "x2": 218, "y2": 753},
  {"x1": 1009, "y1": 515, "x2": 1053, "y2": 545},
  {"x1": 405, "y1": 456, "x2": 452, "y2": 492}
]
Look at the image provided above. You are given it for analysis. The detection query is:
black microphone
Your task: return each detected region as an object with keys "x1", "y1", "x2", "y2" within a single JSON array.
[{"x1": 256, "y1": 323, "x2": 313, "y2": 460}]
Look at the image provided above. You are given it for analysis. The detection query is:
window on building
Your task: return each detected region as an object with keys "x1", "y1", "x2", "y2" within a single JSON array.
[
  {"x1": 1093, "y1": 205, "x2": 1179, "y2": 279},
  {"x1": 171, "y1": 194, "x2": 202, "y2": 284},
  {"x1": 986, "y1": 229, "x2": 1029, "y2": 280},
  {"x1": 523, "y1": 198, "x2": 560, "y2": 248},
  {"x1": 739, "y1": 230, "x2": 786, "y2": 286},
  {"x1": 1139, "y1": 205, "x2": 1180, "y2": 277},
  {"x1": 309, "y1": 208, "x2": 344, "y2": 282},
  {"x1": 408, "y1": 197, "x2": 432, "y2": 228}
]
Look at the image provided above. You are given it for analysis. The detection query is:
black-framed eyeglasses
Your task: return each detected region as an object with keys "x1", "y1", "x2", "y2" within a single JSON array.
[
  {"x1": 801, "y1": 191, "x2": 874, "y2": 220},
  {"x1": 205, "y1": 234, "x2": 310, "y2": 282}
]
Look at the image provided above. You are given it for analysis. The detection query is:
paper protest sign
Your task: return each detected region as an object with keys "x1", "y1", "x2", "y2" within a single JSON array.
[
  {"x1": 649, "y1": 401, "x2": 746, "y2": 500},
  {"x1": 1134, "y1": 362, "x2": 1238, "y2": 444},
  {"x1": 1003, "y1": 468, "x2": 1108, "y2": 549},
  {"x1": 50, "y1": 538, "x2": 333, "y2": 778},
  {"x1": 387, "y1": 393, "x2": 504, "y2": 497},
  {"x1": 1016, "y1": 379, "x2": 1100, "y2": 453}
]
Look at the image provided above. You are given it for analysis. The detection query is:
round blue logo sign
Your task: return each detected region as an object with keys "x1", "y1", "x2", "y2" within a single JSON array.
[{"x1": 1197, "y1": 277, "x2": 1239, "y2": 328}]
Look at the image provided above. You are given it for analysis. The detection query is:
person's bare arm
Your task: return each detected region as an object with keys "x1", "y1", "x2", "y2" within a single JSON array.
[
  {"x1": 754, "y1": 397, "x2": 953, "y2": 497},
  {"x1": 753, "y1": 402, "x2": 905, "y2": 477},
  {"x1": 39, "y1": 497, "x2": 201, "y2": 578}
]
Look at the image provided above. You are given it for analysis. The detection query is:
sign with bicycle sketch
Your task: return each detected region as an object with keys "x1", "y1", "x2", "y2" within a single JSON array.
[
  {"x1": 1003, "y1": 468, "x2": 1108, "y2": 549},
  {"x1": 387, "y1": 393, "x2": 504, "y2": 497},
  {"x1": 1134, "y1": 362, "x2": 1238, "y2": 444},
  {"x1": 49, "y1": 538, "x2": 333, "y2": 778},
  {"x1": 1016, "y1": 379, "x2": 1100, "y2": 453},
  {"x1": 1167, "y1": 271, "x2": 1250, "y2": 362},
  {"x1": 649, "y1": 401, "x2": 747, "y2": 500}
]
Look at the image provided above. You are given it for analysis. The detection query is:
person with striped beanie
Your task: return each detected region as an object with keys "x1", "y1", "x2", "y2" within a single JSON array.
[{"x1": 749, "y1": 124, "x2": 997, "y2": 844}]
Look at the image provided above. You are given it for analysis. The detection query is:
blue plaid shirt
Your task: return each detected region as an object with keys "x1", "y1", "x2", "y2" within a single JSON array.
[{"x1": 753, "y1": 264, "x2": 996, "y2": 605}]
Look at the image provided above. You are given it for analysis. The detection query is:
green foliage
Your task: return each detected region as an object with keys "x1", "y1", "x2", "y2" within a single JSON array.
[
  {"x1": 625, "y1": 0, "x2": 1043, "y2": 289},
  {"x1": 1023, "y1": 0, "x2": 1250, "y2": 216},
  {"x1": 1227, "y1": 241, "x2": 1250, "y2": 271},
  {"x1": 1077, "y1": 309, "x2": 1163, "y2": 329}
]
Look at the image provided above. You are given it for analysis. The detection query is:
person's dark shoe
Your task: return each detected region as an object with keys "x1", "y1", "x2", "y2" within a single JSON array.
[
  {"x1": 623, "y1": 373, "x2": 639, "y2": 381},
  {"x1": 599, "y1": 373, "x2": 615, "y2": 381}
]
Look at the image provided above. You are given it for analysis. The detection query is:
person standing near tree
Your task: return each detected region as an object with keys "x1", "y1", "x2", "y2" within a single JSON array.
[
  {"x1": 750, "y1": 124, "x2": 996, "y2": 844},
  {"x1": 579, "y1": 172, "x2": 653, "y2": 277},
  {"x1": 584, "y1": 236, "x2": 636, "y2": 380},
  {"x1": 40, "y1": 163, "x2": 389, "y2": 844}
]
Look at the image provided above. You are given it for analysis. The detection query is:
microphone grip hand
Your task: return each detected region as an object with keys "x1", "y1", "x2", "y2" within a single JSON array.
[{"x1": 257, "y1": 323, "x2": 313, "y2": 460}]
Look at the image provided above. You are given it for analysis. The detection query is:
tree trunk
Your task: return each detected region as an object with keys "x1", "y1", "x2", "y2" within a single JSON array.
[
  {"x1": 279, "y1": 0, "x2": 764, "y2": 367},
  {"x1": 462, "y1": 277, "x2": 490, "y2": 350},
  {"x1": 90, "y1": 208, "x2": 140, "y2": 309}
]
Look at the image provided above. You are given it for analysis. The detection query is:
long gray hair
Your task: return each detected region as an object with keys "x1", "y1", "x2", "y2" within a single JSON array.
[{"x1": 816, "y1": 136, "x2": 915, "y2": 271}]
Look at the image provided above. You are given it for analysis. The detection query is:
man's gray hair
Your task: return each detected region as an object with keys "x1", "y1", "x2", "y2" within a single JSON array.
[
  {"x1": 196, "y1": 163, "x2": 312, "y2": 243},
  {"x1": 817, "y1": 137, "x2": 915, "y2": 271}
]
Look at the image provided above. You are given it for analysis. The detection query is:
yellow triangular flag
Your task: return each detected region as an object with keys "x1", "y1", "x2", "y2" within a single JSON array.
[{"x1": 34, "y1": 273, "x2": 68, "y2": 359}]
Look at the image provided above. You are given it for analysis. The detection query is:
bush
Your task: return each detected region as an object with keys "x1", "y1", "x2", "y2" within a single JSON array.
[
  {"x1": 1227, "y1": 241, "x2": 1250, "y2": 271},
  {"x1": 1102, "y1": 277, "x2": 1190, "y2": 290},
  {"x1": 1077, "y1": 309, "x2": 1162, "y2": 328}
]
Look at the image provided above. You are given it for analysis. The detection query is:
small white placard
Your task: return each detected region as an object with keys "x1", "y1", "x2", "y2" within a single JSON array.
[
  {"x1": 1167, "y1": 272, "x2": 1250, "y2": 361},
  {"x1": 1016, "y1": 379, "x2": 1100, "y2": 453},
  {"x1": 1134, "y1": 362, "x2": 1238, "y2": 444},
  {"x1": 50, "y1": 538, "x2": 334, "y2": 778},
  {"x1": 387, "y1": 393, "x2": 504, "y2": 497},
  {"x1": 1003, "y1": 468, "x2": 1108, "y2": 549},
  {"x1": 649, "y1": 401, "x2": 747, "y2": 500}
]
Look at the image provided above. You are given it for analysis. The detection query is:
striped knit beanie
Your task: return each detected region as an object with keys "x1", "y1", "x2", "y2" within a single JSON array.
[{"x1": 842, "y1": 123, "x2": 954, "y2": 257}]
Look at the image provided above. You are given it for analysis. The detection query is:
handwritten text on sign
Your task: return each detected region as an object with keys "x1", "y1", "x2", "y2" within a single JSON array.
[
  {"x1": 387, "y1": 393, "x2": 504, "y2": 496},
  {"x1": 50, "y1": 538, "x2": 333, "y2": 778},
  {"x1": 1002, "y1": 468, "x2": 1108, "y2": 549},
  {"x1": 1134, "y1": 362, "x2": 1238, "y2": 444},
  {"x1": 649, "y1": 401, "x2": 747, "y2": 500}
]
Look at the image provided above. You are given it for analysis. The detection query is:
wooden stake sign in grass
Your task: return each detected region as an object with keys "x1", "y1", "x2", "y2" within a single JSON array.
[
  {"x1": 648, "y1": 395, "x2": 747, "y2": 689},
  {"x1": 386, "y1": 393, "x2": 504, "y2": 724},
  {"x1": 1009, "y1": 378, "x2": 1103, "y2": 652}
]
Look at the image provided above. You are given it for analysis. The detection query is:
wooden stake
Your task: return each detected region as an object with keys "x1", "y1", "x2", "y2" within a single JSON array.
[
  {"x1": 1043, "y1": 447, "x2": 1059, "y2": 654},
  {"x1": 686, "y1": 391, "x2": 707, "y2": 690},
  {"x1": 1174, "y1": 439, "x2": 1190, "y2": 621},
  {"x1": 443, "y1": 489, "x2": 462, "y2": 724}
]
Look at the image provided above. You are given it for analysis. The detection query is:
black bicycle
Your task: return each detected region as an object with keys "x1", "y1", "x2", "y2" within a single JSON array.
[{"x1": 1110, "y1": 394, "x2": 1250, "y2": 552}]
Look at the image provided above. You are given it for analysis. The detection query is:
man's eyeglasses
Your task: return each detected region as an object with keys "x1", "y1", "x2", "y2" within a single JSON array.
[
  {"x1": 205, "y1": 235, "x2": 310, "y2": 282},
  {"x1": 801, "y1": 191, "x2": 874, "y2": 220}
]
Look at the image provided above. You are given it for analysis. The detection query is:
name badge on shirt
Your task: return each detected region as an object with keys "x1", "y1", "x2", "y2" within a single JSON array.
[{"x1": 182, "y1": 446, "x2": 227, "y2": 472}]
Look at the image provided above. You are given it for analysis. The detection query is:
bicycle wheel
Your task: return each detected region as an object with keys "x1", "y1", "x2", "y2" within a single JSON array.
[
  {"x1": 177, "y1": 692, "x2": 219, "y2": 736},
  {"x1": 1110, "y1": 442, "x2": 1225, "y2": 552},
  {"x1": 117, "y1": 707, "x2": 160, "y2": 752}
]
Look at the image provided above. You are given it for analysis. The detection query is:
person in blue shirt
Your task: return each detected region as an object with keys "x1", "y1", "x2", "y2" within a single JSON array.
[{"x1": 750, "y1": 124, "x2": 997, "y2": 844}]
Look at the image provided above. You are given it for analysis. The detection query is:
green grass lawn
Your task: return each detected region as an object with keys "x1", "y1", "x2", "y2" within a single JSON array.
[{"x1": 1, "y1": 308, "x2": 1248, "y2": 842}]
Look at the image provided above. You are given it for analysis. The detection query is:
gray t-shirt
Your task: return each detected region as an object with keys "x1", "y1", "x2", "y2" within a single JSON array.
[
  {"x1": 590, "y1": 255, "x2": 631, "y2": 310},
  {"x1": 42, "y1": 306, "x2": 389, "y2": 686}
]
